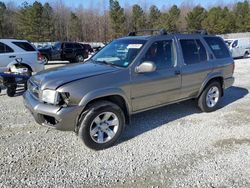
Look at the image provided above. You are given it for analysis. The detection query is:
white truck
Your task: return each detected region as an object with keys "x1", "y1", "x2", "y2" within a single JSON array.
[{"x1": 224, "y1": 38, "x2": 250, "y2": 58}]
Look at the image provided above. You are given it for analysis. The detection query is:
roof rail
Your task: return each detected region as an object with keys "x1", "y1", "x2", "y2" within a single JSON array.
[{"x1": 127, "y1": 29, "x2": 168, "y2": 36}]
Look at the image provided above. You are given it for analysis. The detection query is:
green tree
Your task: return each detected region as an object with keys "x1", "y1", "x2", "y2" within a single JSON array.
[
  {"x1": 158, "y1": 5, "x2": 180, "y2": 32},
  {"x1": 148, "y1": 5, "x2": 161, "y2": 29},
  {"x1": 17, "y1": 1, "x2": 44, "y2": 41},
  {"x1": 131, "y1": 4, "x2": 146, "y2": 31},
  {"x1": 0, "y1": 2, "x2": 6, "y2": 37},
  {"x1": 234, "y1": 0, "x2": 249, "y2": 32},
  {"x1": 109, "y1": 0, "x2": 125, "y2": 38},
  {"x1": 202, "y1": 7, "x2": 233, "y2": 34},
  {"x1": 69, "y1": 12, "x2": 81, "y2": 41},
  {"x1": 186, "y1": 6, "x2": 207, "y2": 32},
  {"x1": 42, "y1": 2, "x2": 54, "y2": 41}
]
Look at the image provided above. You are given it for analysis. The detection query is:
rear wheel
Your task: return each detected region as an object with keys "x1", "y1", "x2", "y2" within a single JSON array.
[
  {"x1": 42, "y1": 55, "x2": 49, "y2": 64},
  {"x1": 78, "y1": 101, "x2": 125, "y2": 150},
  {"x1": 243, "y1": 51, "x2": 249, "y2": 58},
  {"x1": 76, "y1": 55, "x2": 84, "y2": 62},
  {"x1": 198, "y1": 81, "x2": 222, "y2": 112}
]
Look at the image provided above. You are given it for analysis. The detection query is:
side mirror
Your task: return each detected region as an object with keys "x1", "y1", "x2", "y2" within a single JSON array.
[{"x1": 135, "y1": 61, "x2": 156, "y2": 73}]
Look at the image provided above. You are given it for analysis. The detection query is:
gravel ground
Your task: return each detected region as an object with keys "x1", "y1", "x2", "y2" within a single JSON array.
[{"x1": 0, "y1": 59, "x2": 250, "y2": 187}]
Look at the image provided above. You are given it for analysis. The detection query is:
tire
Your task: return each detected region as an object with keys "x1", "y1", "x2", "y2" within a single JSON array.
[
  {"x1": 78, "y1": 100, "x2": 125, "y2": 150},
  {"x1": 42, "y1": 55, "x2": 49, "y2": 64},
  {"x1": 243, "y1": 51, "x2": 249, "y2": 58},
  {"x1": 76, "y1": 55, "x2": 84, "y2": 62},
  {"x1": 198, "y1": 81, "x2": 222, "y2": 112},
  {"x1": 7, "y1": 85, "x2": 16, "y2": 97}
]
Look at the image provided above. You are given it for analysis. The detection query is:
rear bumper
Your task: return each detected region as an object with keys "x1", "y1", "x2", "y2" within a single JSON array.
[
  {"x1": 224, "y1": 76, "x2": 235, "y2": 89},
  {"x1": 23, "y1": 91, "x2": 82, "y2": 131}
]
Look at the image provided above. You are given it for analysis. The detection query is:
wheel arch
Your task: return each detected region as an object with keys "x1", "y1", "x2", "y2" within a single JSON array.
[
  {"x1": 76, "y1": 90, "x2": 131, "y2": 132},
  {"x1": 198, "y1": 74, "x2": 224, "y2": 98}
]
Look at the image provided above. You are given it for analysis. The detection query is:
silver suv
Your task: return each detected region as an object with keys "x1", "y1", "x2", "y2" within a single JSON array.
[{"x1": 23, "y1": 30, "x2": 235, "y2": 150}]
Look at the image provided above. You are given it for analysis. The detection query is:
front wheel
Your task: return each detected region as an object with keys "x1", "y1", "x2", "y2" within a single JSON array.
[
  {"x1": 78, "y1": 101, "x2": 125, "y2": 150},
  {"x1": 198, "y1": 81, "x2": 222, "y2": 112}
]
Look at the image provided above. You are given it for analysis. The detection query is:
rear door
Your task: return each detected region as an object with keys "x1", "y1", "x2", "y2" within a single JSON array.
[
  {"x1": 11, "y1": 41, "x2": 38, "y2": 64},
  {"x1": 62, "y1": 43, "x2": 75, "y2": 59},
  {"x1": 178, "y1": 36, "x2": 212, "y2": 98},
  {"x1": 0, "y1": 42, "x2": 15, "y2": 71}
]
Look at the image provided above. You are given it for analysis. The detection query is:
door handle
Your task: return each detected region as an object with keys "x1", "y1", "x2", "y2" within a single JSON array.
[
  {"x1": 9, "y1": 55, "x2": 16, "y2": 58},
  {"x1": 175, "y1": 70, "x2": 181, "y2": 75}
]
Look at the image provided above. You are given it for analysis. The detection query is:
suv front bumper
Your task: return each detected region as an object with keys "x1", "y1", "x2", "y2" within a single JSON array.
[{"x1": 23, "y1": 91, "x2": 82, "y2": 131}]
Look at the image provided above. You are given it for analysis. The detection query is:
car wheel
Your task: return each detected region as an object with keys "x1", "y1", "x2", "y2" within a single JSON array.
[
  {"x1": 198, "y1": 81, "x2": 222, "y2": 112},
  {"x1": 76, "y1": 55, "x2": 84, "y2": 62},
  {"x1": 243, "y1": 51, "x2": 249, "y2": 58},
  {"x1": 7, "y1": 85, "x2": 16, "y2": 97},
  {"x1": 42, "y1": 55, "x2": 49, "y2": 64},
  {"x1": 78, "y1": 101, "x2": 125, "y2": 150}
]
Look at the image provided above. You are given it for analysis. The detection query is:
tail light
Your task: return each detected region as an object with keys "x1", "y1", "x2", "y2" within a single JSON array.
[{"x1": 37, "y1": 52, "x2": 43, "y2": 61}]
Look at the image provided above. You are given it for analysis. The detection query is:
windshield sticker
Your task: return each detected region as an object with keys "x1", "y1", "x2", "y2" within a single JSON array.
[{"x1": 127, "y1": 44, "x2": 143, "y2": 49}]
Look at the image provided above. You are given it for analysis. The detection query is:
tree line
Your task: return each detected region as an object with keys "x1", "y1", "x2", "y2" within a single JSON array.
[{"x1": 0, "y1": 0, "x2": 250, "y2": 42}]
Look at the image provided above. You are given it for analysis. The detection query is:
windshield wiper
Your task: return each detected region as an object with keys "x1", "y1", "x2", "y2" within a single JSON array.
[{"x1": 94, "y1": 60, "x2": 120, "y2": 67}]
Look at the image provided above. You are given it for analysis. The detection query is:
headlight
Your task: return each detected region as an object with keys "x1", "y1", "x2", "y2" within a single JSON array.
[{"x1": 42, "y1": 89, "x2": 60, "y2": 104}]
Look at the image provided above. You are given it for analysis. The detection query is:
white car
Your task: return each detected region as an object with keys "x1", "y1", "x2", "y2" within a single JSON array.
[{"x1": 0, "y1": 39, "x2": 44, "y2": 74}]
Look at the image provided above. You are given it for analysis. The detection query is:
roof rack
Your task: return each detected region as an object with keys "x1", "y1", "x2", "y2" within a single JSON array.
[{"x1": 127, "y1": 29, "x2": 168, "y2": 36}]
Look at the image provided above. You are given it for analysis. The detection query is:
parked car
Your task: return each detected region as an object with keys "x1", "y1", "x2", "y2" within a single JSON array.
[
  {"x1": 224, "y1": 38, "x2": 250, "y2": 58},
  {"x1": 38, "y1": 42, "x2": 89, "y2": 64},
  {"x1": 23, "y1": 30, "x2": 234, "y2": 150},
  {"x1": 0, "y1": 39, "x2": 44, "y2": 74}
]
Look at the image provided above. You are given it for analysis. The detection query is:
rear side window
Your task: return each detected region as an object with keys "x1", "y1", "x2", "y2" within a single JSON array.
[
  {"x1": 180, "y1": 39, "x2": 207, "y2": 65},
  {"x1": 64, "y1": 43, "x2": 74, "y2": 48},
  {"x1": 12, "y1": 42, "x2": 36, "y2": 51},
  {"x1": 74, "y1": 43, "x2": 83, "y2": 49},
  {"x1": 0, "y1": 42, "x2": 14, "y2": 53},
  {"x1": 204, "y1": 37, "x2": 230, "y2": 59}
]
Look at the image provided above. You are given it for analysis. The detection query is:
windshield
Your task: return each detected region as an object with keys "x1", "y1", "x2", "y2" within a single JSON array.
[{"x1": 92, "y1": 39, "x2": 146, "y2": 67}]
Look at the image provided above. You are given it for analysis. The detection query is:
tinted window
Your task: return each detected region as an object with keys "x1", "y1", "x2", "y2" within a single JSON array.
[
  {"x1": 204, "y1": 37, "x2": 230, "y2": 59},
  {"x1": 180, "y1": 39, "x2": 207, "y2": 65},
  {"x1": 12, "y1": 42, "x2": 36, "y2": 51},
  {"x1": 54, "y1": 42, "x2": 61, "y2": 50},
  {"x1": 196, "y1": 40, "x2": 207, "y2": 62},
  {"x1": 64, "y1": 43, "x2": 74, "y2": 48},
  {"x1": 142, "y1": 40, "x2": 175, "y2": 69},
  {"x1": 0, "y1": 42, "x2": 14, "y2": 53},
  {"x1": 74, "y1": 43, "x2": 83, "y2": 49}
]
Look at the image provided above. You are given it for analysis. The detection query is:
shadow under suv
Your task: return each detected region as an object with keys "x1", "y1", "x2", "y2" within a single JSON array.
[{"x1": 23, "y1": 29, "x2": 235, "y2": 150}]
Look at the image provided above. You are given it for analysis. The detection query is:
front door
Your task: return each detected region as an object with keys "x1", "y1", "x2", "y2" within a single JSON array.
[{"x1": 131, "y1": 39, "x2": 181, "y2": 112}]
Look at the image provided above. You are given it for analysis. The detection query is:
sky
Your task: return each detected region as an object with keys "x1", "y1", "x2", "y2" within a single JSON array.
[{"x1": 1, "y1": 0, "x2": 246, "y2": 10}]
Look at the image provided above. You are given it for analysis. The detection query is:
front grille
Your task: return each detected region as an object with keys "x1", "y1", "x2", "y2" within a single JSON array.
[{"x1": 28, "y1": 80, "x2": 40, "y2": 99}]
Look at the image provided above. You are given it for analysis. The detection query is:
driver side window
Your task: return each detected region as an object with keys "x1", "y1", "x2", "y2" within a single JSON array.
[{"x1": 142, "y1": 40, "x2": 175, "y2": 70}]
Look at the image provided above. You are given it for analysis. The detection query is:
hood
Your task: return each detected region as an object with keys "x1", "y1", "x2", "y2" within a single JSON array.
[{"x1": 30, "y1": 61, "x2": 119, "y2": 90}]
